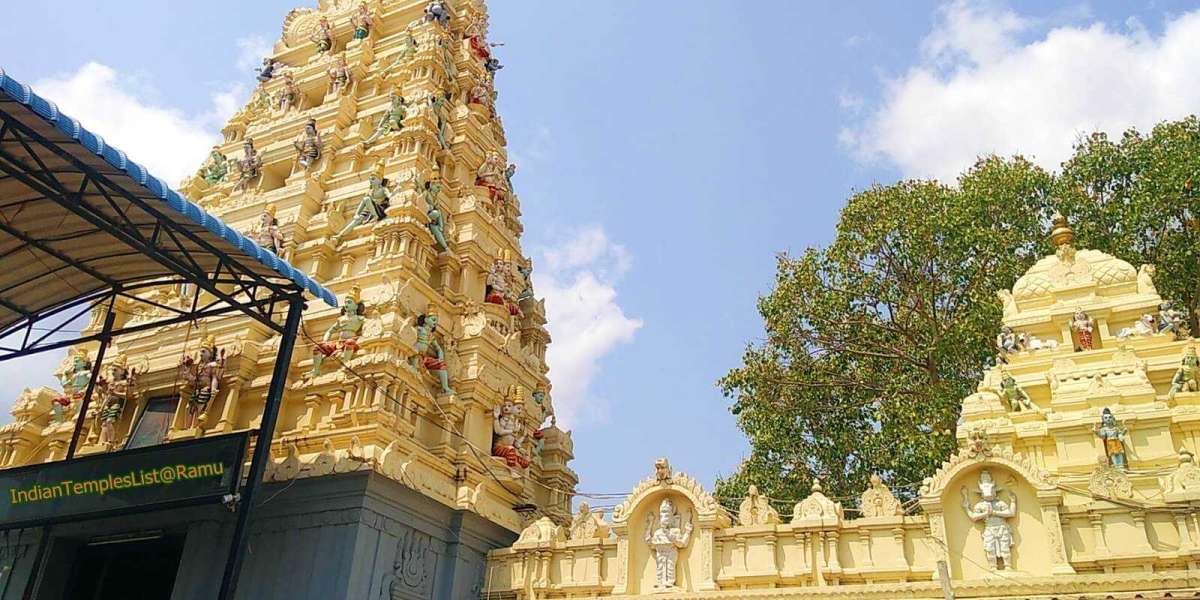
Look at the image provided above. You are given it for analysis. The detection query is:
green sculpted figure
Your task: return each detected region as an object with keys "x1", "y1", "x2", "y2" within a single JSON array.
[
  {"x1": 998, "y1": 368, "x2": 1035, "y2": 412},
  {"x1": 202, "y1": 148, "x2": 229, "y2": 184},
  {"x1": 516, "y1": 262, "x2": 534, "y2": 301},
  {"x1": 429, "y1": 93, "x2": 451, "y2": 150},
  {"x1": 412, "y1": 306, "x2": 454, "y2": 395},
  {"x1": 1169, "y1": 346, "x2": 1199, "y2": 401},
  {"x1": 362, "y1": 94, "x2": 407, "y2": 147},
  {"x1": 423, "y1": 180, "x2": 450, "y2": 253},
  {"x1": 310, "y1": 287, "x2": 366, "y2": 376},
  {"x1": 1094, "y1": 408, "x2": 1131, "y2": 470},
  {"x1": 53, "y1": 348, "x2": 93, "y2": 423},
  {"x1": 333, "y1": 161, "x2": 391, "y2": 245}
]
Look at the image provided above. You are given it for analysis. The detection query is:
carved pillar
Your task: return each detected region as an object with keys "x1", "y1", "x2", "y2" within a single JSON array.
[
  {"x1": 859, "y1": 528, "x2": 874, "y2": 567},
  {"x1": 1174, "y1": 513, "x2": 1194, "y2": 551},
  {"x1": 1089, "y1": 512, "x2": 1110, "y2": 557},
  {"x1": 698, "y1": 527, "x2": 717, "y2": 591},
  {"x1": 735, "y1": 535, "x2": 747, "y2": 574},
  {"x1": 826, "y1": 530, "x2": 842, "y2": 571},
  {"x1": 590, "y1": 545, "x2": 604, "y2": 586},
  {"x1": 1130, "y1": 510, "x2": 1155, "y2": 554},
  {"x1": 339, "y1": 254, "x2": 355, "y2": 279},
  {"x1": 765, "y1": 531, "x2": 779, "y2": 575},
  {"x1": 1037, "y1": 492, "x2": 1075, "y2": 574},
  {"x1": 612, "y1": 538, "x2": 628, "y2": 594},
  {"x1": 215, "y1": 379, "x2": 245, "y2": 432},
  {"x1": 926, "y1": 509, "x2": 950, "y2": 581},
  {"x1": 890, "y1": 526, "x2": 908, "y2": 570}
]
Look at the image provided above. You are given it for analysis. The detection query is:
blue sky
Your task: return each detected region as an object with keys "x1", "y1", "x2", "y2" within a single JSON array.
[{"x1": 3, "y1": 1, "x2": 1200, "y2": 504}]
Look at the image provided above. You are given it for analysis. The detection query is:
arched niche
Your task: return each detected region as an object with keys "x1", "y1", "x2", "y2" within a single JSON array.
[
  {"x1": 610, "y1": 465, "x2": 730, "y2": 594},
  {"x1": 918, "y1": 444, "x2": 1074, "y2": 579}
]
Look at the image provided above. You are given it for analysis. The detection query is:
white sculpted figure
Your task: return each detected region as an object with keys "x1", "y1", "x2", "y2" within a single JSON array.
[
  {"x1": 961, "y1": 470, "x2": 1016, "y2": 570},
  {"x1": 643, "y1": 498, "x2": 693, "y2": 590}
]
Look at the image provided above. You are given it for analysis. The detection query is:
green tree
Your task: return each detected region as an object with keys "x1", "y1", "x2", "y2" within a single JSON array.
[{"x1": 719, "y1": 117, "x2": 1200, "y2": 512}]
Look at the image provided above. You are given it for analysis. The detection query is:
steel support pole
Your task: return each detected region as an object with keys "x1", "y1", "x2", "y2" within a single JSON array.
[{"x1": 216, "y1": 298, "x2": 304, "y2": 600}]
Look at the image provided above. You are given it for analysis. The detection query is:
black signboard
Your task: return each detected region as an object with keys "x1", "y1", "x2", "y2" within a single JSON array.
[{"x1": 0, "y1": 432, "x2": 248, "y2": 530}]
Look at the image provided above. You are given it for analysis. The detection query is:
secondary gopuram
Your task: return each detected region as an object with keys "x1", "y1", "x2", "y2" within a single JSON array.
[
  {"x1": 0, "y1": 1, "x2": 574, "y2": 598},
  {"x1": 482, "y1": 214, "x2": 1200, "y2": 598}
]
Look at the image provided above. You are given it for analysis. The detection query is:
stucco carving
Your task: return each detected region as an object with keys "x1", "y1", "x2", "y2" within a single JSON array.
[
  {"x1": 791, "y1": 479, "x2": 842, "y2": 524},
  {"x1": 738, "y1": 485, "x2": 780, "y2": 525},
  {"x1": 920, "y1": 444, "x2": 1054, "y2": 497},
  {"x1": 859, "y1": 474, "x2": 904, "y2": 517},
  {"x1": 611, "y1": 459, "x2": 724, "y2": 524},
  {"x1": 1088, "y1": 455, "x2": 1133, "y2": 499},
  {"x1": 568, "y1": 502, "x2": 610, "y2": 540}
]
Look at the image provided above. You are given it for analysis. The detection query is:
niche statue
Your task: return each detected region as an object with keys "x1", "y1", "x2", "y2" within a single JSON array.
[
  {"x1": 644, "y1": 498, "x2": 694, "y2": 590},
  {"x1": 962, "y1": 470, "x2": 1016, "y2": 570}
]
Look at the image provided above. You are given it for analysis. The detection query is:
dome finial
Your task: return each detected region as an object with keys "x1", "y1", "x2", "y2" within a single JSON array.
[{"x1": 1050, "y1": 211, "x2": 1074, "y2": 248}]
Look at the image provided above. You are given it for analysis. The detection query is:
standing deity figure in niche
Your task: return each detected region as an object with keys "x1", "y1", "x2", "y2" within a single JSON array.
[
  {"x1": 351, "y1": 2, "x2": 373, "y2": 40},
  {"x1": 179, "y1": 335, "x2": 225, "y2": 430},
  {"x1": 333, "y1": 160, "x2": 391, "y2": 245},
  {"x1": 310, "y1": 287, "x2": 366, "y2": 376},
  {"x1": 1117, "y1": 314, "x2": 1156, "y2": 340},
  {"x1": 998, "y1": 368, "x2": 1035, "y2": 413},
  {"x1": 250, "y1": 205, "x2": 285, "y2": 255},
  {"x1": 961, "y1": 470, "x2": 1016, "y2": 571},
  {"x1": 996, "y1": 326, "x2": 1024, "y2": 357},
  {"x1": 294, "y1": 118, "x2": 323, "y2": 170},
  {"x1": 644, "y1": 498, "x2": 694, "y2": 590},
  {"x1": 1158, "y1": 301, "x2": 1191, "y2": 340},
  {"x1": 236, "y1": 138, "x2": 262, "y2": 192},
  {"x1": 95, "y1": 354, "x2": 138, "y2": 448},
  {"x1": 485, "y1": 252, "x2": 520, "y2": 316},
  {"x1": 1094, "y1": 408, "x2": 1131, "y2": 470},
  {"x1": 1168, "y1": 345, "x2": 1199, "y2": 401},
  {"x1": 256, "y1": 58, "x2": 281, "y2": 83},
  {"x1": 1070, "y1": 309, "x2": 1096, "y2": 351},
  {"x1": 475, "y1": 151, "x2": 507, "y2": 202},
  {"x1": 516, "y1": 262, "x2": 534, "y2": 301},
  {"x1": 362, "y1": 93, "x2": 407, "y2": 147},
  {"x1": 326, "y1": 56, "x2": 352, "y2": 97},
  {"x1": 53, "y1": 348, "x2": 93, "y2": 423},
  {"x1": 312, "y1": 16, "x2": 334, "y2": 53},
  {"x1": 428, "y1": 93, "x2": 452, "y2": 150},
  {"x1": 276, "y1": 72, "x2": 300, "y2": 113},
  {"x1": 424, "y1": 0, "x2": 451, "y2": 27},
  {"x1": 202, "y1": 147, "x2": 228, "y2": 185},
  {"x1": 411, "y1": 306, "x2": 453, "y2": 395},
  {"x1": 463, "y1": 15, "x2": 491, "y2": 60},
  {"x1": 422, "y1": 180, "x2": 451, "y2": 254},
  {"x1": 492, "y1": 385, "x2": 530, "y2": 468}
]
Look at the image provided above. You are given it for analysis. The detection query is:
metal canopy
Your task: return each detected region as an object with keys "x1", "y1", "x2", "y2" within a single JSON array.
[{"x1": 0, "y1": 68, "x2": 335, "y2": 358}]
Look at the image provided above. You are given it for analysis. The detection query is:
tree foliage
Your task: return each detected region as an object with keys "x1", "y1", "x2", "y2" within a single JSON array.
[{"x1": 718, "y1": 117, "x2": 1200, "y2": 512}]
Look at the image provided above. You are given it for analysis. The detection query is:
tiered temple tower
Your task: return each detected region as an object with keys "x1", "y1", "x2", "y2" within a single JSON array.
[
  {"x1": 2, "y1": 0, "x2": 574, "y2": 553},
  {"x1": 484, "y1": 216, "x2": 1200, "y2": 598}
]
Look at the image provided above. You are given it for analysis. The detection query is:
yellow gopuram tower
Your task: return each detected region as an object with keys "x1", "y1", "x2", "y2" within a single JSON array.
[
  {"x1": 483, "y1": 216, "x2": 1200, "y2": 598},
  {"x1": 1, "y1": 2, "x2": 575, "y2": 596}
]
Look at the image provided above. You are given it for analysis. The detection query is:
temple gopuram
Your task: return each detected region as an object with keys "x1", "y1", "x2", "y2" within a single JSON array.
[
  {"x1": 1, "y1": 0, "x2": 574, "y2": 597},
  {"x1": 482, "y1": 217, "x2": 1200, "y2": 598}
]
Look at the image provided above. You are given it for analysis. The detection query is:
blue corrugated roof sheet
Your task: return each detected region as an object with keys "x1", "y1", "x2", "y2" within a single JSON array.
[{"x1": 0, "y1": 68, "x2": 337, "y2": 308}]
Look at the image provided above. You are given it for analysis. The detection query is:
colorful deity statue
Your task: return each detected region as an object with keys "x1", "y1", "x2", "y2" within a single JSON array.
[
  {"x1": 424, "y1": 0, "x2": 451, "y2": 27},
  {"x1": 1158, "y1": 301, "x2": 1191, "y2": 340},
  {"x1": 310, "y1": 287, "x2": 366, "y2": 376},
  {"x1": 277, "y1": 72, "x2": 301, "y2": 113},
  {"x1": 467, "y1": 79, "x2": 495, "y2": 113},
  {"x1": 492, "y1": 384, "x2": 530, "y2": 468},
  {"x1": 428, "y1": 93, "x2": 452, "y2": 150},
  {"x1": 351, "y1": 2, "x2": 373, "y2": 40},
  {"x1": 236, "y1": 138, "x2": 262, "y2": 191},
  {"x1": 485, "y1": 251, "x2": 520, "y2": 316},
  {"x1": 434, "y1": 36, "x2": 457, "y2": 80},
  {"x1": 1070, "y1": 309, "x2": 1096, "y2": 351},
  {"x1": 423, "y1": 179, "x2": 451, "y2": 253},
  {"x1": 333, "y1": 160, "x2": 391, "y2": 245},
  {"x1": 53, "y1": 348, "x2": 93, "y2": 423},
  {"x1": 362, "y1": 93, "x2": 407, "y2": 147},
  {"x1": 1094, "y1": 408, "x2": 1131, "y2": 470},
  {"x1": 202, "y1": 147, "x2": 229, "y2": 185},
  {"x1": 95, "y1": 354, "x2": 138, "y2": 448},
  {"x1": 516, "y1": 262, "x2": 534, "y2": 301},
  {"x1": 256, "y1": 58, "x2": 281, "y2": 83},
  {"x1": 312, "y1": 15, "x2": 334, "y2": 53},
  {"x1": 249, "y1": 204, "x2": 285, "y2": 255},
  {"x1": 464, "y1": 15, "x2": 491, "y2": 60},
  {"x1": 996, "y1": 326, "x2": 1024, "y2": 357},
  {"x1": 644, "y1": 498, "x2": 694, "y2": 590},
  {"x1": 326, "y1": 55, "x2": 352, "y2": 96},
  {"x1": 294, "y1": 118, "x2": 323, "y2": 170},
  {"x1": 411, "y1": 305, "x2": 454, "y2": 395},
  {"x1": 961, "y1": 470, "x2": 1016, "y2": 570},
  {"x1": 475, "y1": 151, "x2": 507, "y2": 202},
  {"x1": 179, "y1": 335, "x2": 225, "y2": 430},
  {"x1": 1117, "y1": 314, "x2": 1156, "y2": 340},
  {"x1": 998, "y1": 367, "x2": 1035, "y2": 413},
  {"x1": 1168, "y1": 345, "x2": 1199, "y2": 401}
]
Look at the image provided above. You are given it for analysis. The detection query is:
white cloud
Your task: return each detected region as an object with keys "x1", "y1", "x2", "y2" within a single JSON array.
[
  {"x1": 534, "y1": 226, "x2": 642, "y2": 428},
  {"x1": 33, "y1": 62, "x2": 237, "y2": 186},
  {"x1": 843, "y1": 1, "x2": 1200, "y2": 180}
]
